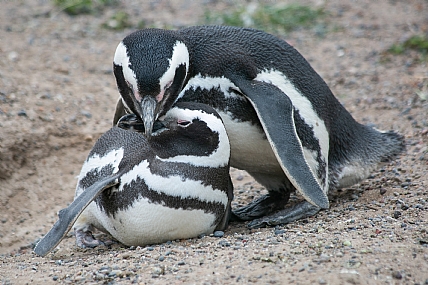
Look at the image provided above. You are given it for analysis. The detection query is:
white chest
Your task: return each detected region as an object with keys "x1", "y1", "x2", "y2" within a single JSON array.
[{"x1": 219, "y1": 112, "x2": 280, "y2": 173}]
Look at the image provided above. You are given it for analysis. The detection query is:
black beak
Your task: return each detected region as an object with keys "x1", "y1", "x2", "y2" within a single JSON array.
[{"x1": 139, "y1": 96, "x2": 157, "y2": 138}]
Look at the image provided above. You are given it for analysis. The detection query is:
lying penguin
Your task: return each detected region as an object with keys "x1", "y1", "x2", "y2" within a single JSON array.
[
  {"x1": 34, "y1": 102, "x2": 233, "y2": 257},
  {"x1": 112, "y1": 25, "x2": 405, "y2": 228}
]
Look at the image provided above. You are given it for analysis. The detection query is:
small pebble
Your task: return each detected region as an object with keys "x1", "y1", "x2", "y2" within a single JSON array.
[
  {"x1": 380, "y1": 188, "x2": 387, "y2": 195},
  {"x1": 393, "y1": 211, "x2": 401, "y2": 219},
  {"x1": 17, "y1": 110, "x2": 27, "y2": 117},
  {"x1": 213, "y1": 231, "x2": 224, "y2": 238},
  {"x1": 343, "y1": 240, "x2": 352, "y2": 246},
  {"x1": 39, "y1": 92, "x2": 52, "y2": 99},
  {"x1": 218, "y1": 240, "x2": 231, "y2": 247},
  {"x1": 81, "y1": 110, "x2": 92, "y2": 118},
  {"x1": 401, "y1": 204, "x2": 409, "y2": 210},
  {"x1": 74, "y1": 276, "x2": 85, "y2": 282},
  {"x1": 109, "y1": 269, "x2": 124, "y2": 278},
  {"x1": 415, "y1": 204, "x2": 424, "y2": 210},
  {"x1": 274, "y1": 229, "x2": 286, "y2": 235},
  {"x1": 177, "y1": 261, "x2": 185, "y2": 266},
  {"x1": 8, "y1": 51, "x2": 18, "y2": 61},
  {"x1": 318, "y1": 254, "x2": 331, "y2": 262},
  {"x1": 152, "y1": 266, "x2": 164, "y2": 275},
  {"x1": 52, "y1": 276, "x2": 59, "y2": 281},
  {"x1": 158, "y1": 256, "x2": 165, "y2": 262},
  {"x1": 392, "y1": 271, "x2": 402, "y2": 279},
  {"x1": 99, "y1": 266, "x2": 111, "y2": 274}
]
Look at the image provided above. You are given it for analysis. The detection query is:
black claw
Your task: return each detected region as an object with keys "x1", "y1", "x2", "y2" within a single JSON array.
[{"x1": 247, "y1": 220, "x2": 267, "y2": 228}]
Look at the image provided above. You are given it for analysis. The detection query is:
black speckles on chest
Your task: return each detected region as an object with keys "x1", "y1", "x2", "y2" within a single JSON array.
[{"x1": 78, "y1": 165, "x2": 116, "y2": 191}]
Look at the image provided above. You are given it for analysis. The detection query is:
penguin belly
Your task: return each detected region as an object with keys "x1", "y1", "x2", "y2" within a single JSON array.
[
  {"x1": 219, "y1": 111, "x2": 324, "y2": 193},
  {"x1": 218, "y1": 112, "x2": 279, "y2": 173},
  {"x1": 84, "y1": 197, "x2": 219, "y2": 246}
]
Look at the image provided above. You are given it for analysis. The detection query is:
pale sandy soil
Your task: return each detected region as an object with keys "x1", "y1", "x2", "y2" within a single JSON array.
[{"x1": 1, "y1": 0, "x2": 427, "y2": 284}]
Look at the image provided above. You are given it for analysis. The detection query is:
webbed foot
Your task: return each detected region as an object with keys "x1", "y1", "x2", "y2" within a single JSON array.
[
  {"x1": 75, "y1": 229, "x2": 104, "y2": 248},
  {"x1": 232, "y1": 191, "x2": 290, "y2": 221},
  {"x1": 247, "y1": 201, "x2": 321, "y2": 228}
]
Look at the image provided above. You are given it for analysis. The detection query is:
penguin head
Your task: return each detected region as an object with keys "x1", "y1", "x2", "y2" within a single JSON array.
[
  {"x1": 151, "y1": 102, "x2": 230, "y2": 165},
  {"x1": 117, "y1": 114, "x2": 165, "y2": 134},
  {"x1": 113, "y1": 29, "x2": 190, "y2": 138}
]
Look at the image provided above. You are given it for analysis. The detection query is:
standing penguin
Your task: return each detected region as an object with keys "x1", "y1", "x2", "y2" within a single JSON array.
[
  {"x1": 34, "y1": 102, "x2": 232, "y2": 257},
  {"x1": 112, "y1": 25, "x2": 404, "y2": 228}
]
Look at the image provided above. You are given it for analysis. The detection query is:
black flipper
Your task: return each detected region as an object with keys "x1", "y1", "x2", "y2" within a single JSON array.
[
  {"x1": 33, "y1": 174, "x2": 120, "y2": 257},
  {"x1": 230, "y1": 78, "x2": 329, "y2": 209},
  {"x1": 215, "y1": 176, "x2": 234, "y2": 231},
  {"x1": 247, "y1": 201, "x2": 321, "y2": 228}
]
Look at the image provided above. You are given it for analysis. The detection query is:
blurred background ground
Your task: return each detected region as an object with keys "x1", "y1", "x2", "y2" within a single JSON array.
[{"x1": 0, "y1": 0, "x2": 427, "y2": 284}]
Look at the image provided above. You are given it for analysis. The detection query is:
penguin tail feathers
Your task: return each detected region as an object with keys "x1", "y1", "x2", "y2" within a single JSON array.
[
  {"x1": 331, "y1": 126, "x2": 405, "y2": 190},
  {"x1": 377, "y1": 130, "x2": 405, "y2": 162}
]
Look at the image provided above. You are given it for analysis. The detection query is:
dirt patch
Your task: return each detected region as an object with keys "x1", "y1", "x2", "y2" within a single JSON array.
[{"x1": 1, "y1": 0, "x2": 427, "y2": 284}]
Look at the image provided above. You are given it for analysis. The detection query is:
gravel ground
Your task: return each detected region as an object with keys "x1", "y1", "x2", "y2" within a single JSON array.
[{"x1": 1, "y1": 0, "x2": 427, "y2": 284}]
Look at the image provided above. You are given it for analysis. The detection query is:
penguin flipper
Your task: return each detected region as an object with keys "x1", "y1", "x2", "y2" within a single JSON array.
[
  {"x1": 113, "y1": 98, "x2": 128, "y2": 125},
  {"x1": 215, "y1": 176, "x2": 234, "y2": 231},
  {"x1": 231, "y1": 79, "x2": 329, "y2": 209},
  {"x1": 33, "y1": 175, "x2": 120, "y2": 257},
  {"x1": 247, "y1": 201, "x2": 321, "y2": 228}
]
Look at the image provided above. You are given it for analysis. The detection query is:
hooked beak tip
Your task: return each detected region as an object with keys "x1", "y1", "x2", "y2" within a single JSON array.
[
  {"x1": 144, "y1": 128, "x2": 152, "y2": 138},
  {"x1": 140, "y1": 97, "x2": 157, "y2": 138}
]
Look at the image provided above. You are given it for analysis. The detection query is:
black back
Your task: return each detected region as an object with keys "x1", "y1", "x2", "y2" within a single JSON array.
[{"x1": 119, "y1": 26, "x2": 404, "y2": 188}]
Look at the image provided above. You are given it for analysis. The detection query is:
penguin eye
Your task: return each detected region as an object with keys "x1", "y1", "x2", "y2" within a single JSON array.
[{"x1": 177, "y1": 120, "x2": 190, "y2": 127}]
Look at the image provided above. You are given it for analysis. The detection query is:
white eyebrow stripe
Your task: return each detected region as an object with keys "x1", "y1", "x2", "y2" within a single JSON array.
[{"x1": 159, "y1": 41, "x2": 189, "y2": 91}]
